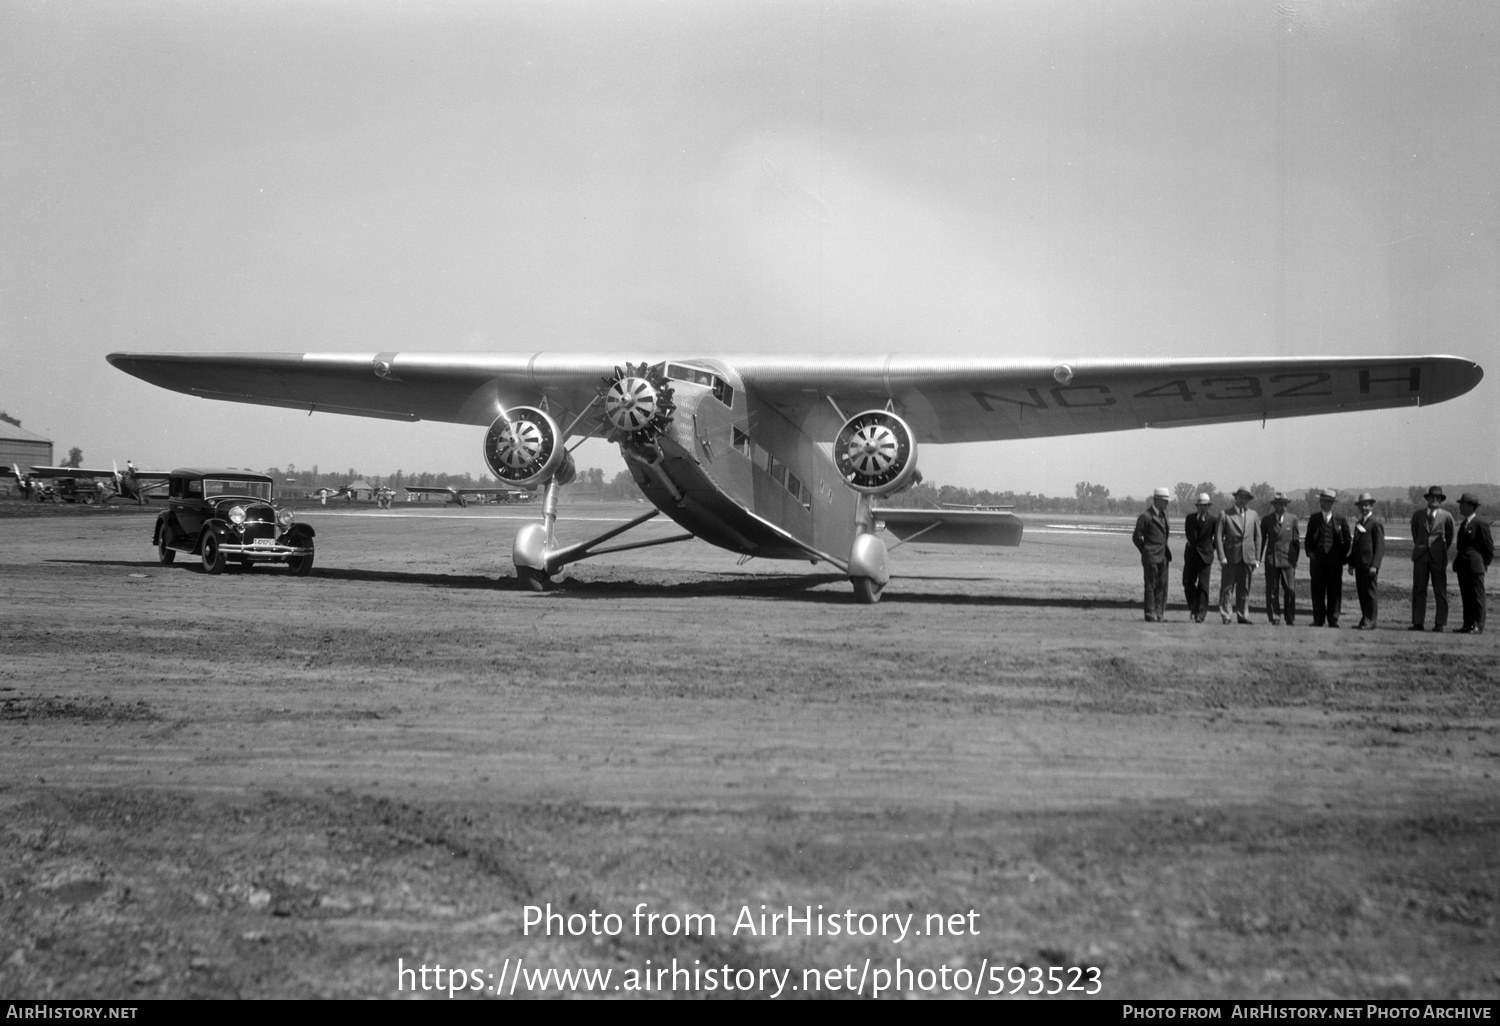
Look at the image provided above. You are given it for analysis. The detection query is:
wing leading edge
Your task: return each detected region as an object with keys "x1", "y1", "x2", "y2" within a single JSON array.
[{"x1": 106, "y1": 351, "x2": 1482, "y2": 443}]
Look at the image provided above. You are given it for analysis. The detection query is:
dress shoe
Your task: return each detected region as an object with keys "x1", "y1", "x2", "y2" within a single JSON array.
[
  {"x1": 1408, "y1": 624, "x2": 1425, "y2": 632},
  {"x1": 1457, "y1": 626, "x2": 1477, "y2": 634},
  {"x1": 1237, "y1": 617, "x2": 1253, "y2": 625},
  {"x1": 1431, "y1": 626, "x2": 1445, "y2": 633}
]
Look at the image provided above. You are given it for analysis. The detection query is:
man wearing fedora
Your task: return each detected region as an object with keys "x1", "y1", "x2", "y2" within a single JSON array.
[
  {"x1": 1304, "y1": 489, "x2": 1350, "y2": 627},
  {"x1": 1453, "y1": 493, "x2": 1493, "y2": 634},
  {"x1": 1410, "y1": 486, "x2": 1456, "y2": 632},
  {"x1": 1215, "y1": 486, "x2": 1260, "y2": 624},
  {"x1": 1347, "y1": 492, "x2": 1385, "y2": 630},
  {"x1": 1133, "y1": 487, "x2": 1173, "y2": 622},
  {"x1": 1182, "y1": 492, "x2": 1218, "y2": 623},
  {"x1": 1259, "y1": 492, "x2": 1300, "y2": 625}
]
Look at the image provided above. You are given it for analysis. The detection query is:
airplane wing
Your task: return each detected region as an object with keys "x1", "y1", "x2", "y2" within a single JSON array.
[
  {"x1": 402, "y1": 486, "x2": 457, "y2": 495},
  {"x1": 874, "y1": 507, "x2": 1024, "y2": 546},
  {"x1": 105, "y1": 351, "x2": 1483, "y2": 443},
  {"x1": 27, "y1": 465, "x2": 121, "y2": 479}
]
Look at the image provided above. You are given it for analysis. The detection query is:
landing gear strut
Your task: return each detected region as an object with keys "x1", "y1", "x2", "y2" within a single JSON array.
[{"x1": 510, "y1": 473, "x2": 694, "y2": 589}]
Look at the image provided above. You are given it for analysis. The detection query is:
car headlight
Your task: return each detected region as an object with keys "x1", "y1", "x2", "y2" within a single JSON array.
[
  {"x1": 277, "y1": 509, "x2": 294, "y2": 529},
  {"x1": 228, "y1": 505, "x2": 247, "y2": 525}
]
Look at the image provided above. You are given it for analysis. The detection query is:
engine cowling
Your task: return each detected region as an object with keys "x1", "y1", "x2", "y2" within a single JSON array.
[
  {"x1": 601, "y1": 362, "x2": 675, "y2": 444},
  {"x1": 482, "y1": 407, "x2": 568, "y2": 486},
  {"x1": 833, "y1": 410, "x2": 919, "y2": 494}
]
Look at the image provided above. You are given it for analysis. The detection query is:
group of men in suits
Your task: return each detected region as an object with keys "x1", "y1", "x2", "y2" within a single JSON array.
[
  {"x1": 1410, "y1": 487, "x2": 1494, "y2": 633},
  {"x1": 1132, "y1": 485, "x2": 1492, "y2": 632}
]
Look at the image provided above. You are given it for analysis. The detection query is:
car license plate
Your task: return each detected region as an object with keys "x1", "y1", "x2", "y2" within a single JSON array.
[{"x1": 252, "y1": 538, "x2": 275, "y2": 548}]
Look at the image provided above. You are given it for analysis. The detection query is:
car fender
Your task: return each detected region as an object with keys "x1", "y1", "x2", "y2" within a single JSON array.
[
  {"x1": 284, "y1": 522, "x2": 316, "y2": 545},
  {"x1": 196, "y1": 519, "x2": 233, "y2": 554}
]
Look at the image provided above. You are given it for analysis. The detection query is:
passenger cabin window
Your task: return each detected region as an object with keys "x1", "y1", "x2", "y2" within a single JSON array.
[
  {"x1": 732, "y1": 428, "x2": 751, "y2": 457},
  {"x1": 170, "y1": 477, "x2": 184, "y2": 498},
  {"x1": 186, "y1": 480, "x2": 202, "y2": 496},
  {"x1": 767, "y1": 456, "x2": 787, "y2": 487}
]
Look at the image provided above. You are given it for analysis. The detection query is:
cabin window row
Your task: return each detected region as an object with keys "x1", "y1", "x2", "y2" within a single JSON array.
[{"x1": 734, "y1": 428, "x2": 811, "y2": 509}]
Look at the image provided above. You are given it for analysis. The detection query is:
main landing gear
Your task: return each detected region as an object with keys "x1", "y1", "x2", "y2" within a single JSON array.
[{"x1": 483, "y1": 379, "x2": 693, "y2": 591}]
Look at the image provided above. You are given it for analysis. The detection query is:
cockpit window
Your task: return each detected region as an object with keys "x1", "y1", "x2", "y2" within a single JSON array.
[
  {"x1": 204, "y1": 478, "x2": 272, "y2": 500},
  {"x1": 667, "y1": 364, "x2": 734, "y2": 408}
]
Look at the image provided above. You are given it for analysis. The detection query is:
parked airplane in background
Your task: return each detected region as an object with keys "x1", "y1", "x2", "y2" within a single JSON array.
[
  {"x1": 107, "y1": 351, "x2": 1483, "y2": 601},
  {"x1": 311, "y1": 485, "x2": 353, "y2": 505},
  {"x1": 404, "y1": 484, "x2": 533, "y2": 507},
  {"x1": 19, "y1": 462, "x2": 168, "y2": 504}
]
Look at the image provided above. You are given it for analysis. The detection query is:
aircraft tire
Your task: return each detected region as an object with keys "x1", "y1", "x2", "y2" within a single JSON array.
[
  {"x1": 851, "y1": 576, "x2": 883, "y2": 604},
  {"x1": 287, "y1": 545, "x2": 315, "y2": 577},
  {"x1": 157, "y1": 538, "x2": 176, "y2": 565},
  {"x1": 516, "y1": 565, "x2": 551, "y2": 592},
  {"x1": 201, "y1": 534, "x2": 226, "y2": 575}
]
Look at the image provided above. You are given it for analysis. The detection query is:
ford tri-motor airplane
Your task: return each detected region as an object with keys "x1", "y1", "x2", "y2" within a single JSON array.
[{"x1": 106, "y1": 351, "x2": 1483, "y2": 601}]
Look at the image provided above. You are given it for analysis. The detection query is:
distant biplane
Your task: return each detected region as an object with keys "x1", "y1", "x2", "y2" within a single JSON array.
[{"x1": 108, "y1": 350, "x2": 1484, "y2": 601}]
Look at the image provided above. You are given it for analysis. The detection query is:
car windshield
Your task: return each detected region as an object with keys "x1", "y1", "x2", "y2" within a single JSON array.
[{"x1": 204, "y1": 478, "x2": 272, "y2": 501}]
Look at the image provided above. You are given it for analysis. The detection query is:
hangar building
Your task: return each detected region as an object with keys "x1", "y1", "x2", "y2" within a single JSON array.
[{"x1": 0, "y1": 412, "x2": 54, "y2": 470}]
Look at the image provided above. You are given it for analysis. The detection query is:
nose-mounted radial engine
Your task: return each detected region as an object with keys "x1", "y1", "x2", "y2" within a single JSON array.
[
  {"x1": 833, "y1": 409, "x2": 920, "y2": 604},
  {"x1": 600, "y1": 362, "x2": 676, "y2": 455}
]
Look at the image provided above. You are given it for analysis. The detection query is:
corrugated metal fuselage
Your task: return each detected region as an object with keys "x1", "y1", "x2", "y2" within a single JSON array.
[{"x1": 623, "y1": 361, "x2": 861, "y2": 566}]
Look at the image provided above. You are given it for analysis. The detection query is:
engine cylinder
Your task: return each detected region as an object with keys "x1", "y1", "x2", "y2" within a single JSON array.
[
  {"x1": 482, "y1": 407, "x2": 567, "y2": 486},
  {"x1": 833, "y1": 410, "x2": 919, "y2": 494}
]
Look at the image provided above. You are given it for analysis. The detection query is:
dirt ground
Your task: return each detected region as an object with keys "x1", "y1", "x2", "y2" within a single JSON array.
[{"x1": 1, "y1": 498, "x2": 1496, "y2": 999}]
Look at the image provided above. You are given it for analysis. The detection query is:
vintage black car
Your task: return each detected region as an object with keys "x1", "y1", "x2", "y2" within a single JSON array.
[{"x1": 153, "y1": 469, "x2": 315, "y2": 575}]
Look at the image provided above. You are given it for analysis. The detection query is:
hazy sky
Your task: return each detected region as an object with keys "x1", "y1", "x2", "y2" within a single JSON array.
[{"x1": 4, "y1": 0, "x2": 1497, "y2": 497}]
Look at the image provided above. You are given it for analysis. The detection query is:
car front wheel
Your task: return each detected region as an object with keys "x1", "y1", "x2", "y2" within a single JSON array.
[
  {"x1": 287, "y1": 544, "x2": 314, "y2": 577},
  {"x1": 201, "y1": 534, "x2": 226, "y2": 575},
  {"x1": 158, "y1": 537, "x2": 176, "y2": 565}
]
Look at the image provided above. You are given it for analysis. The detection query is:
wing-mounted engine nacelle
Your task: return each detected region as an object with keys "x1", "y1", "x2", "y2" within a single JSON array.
[
  {"x1": 833, "y1": 410, "x2": 919, "y2": 495},
  {"x1": 483, "y1": 407, "x2": 573, "y2": 487}
]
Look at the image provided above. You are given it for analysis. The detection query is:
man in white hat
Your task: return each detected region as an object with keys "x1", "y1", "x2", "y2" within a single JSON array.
[
  {"x1": 1454, "y1": 493, "x2": 1493, "y2": 633},
  {"x1": 1258, "y1": 492, "x2": 1300, "y2": 625},
  {"x1": 1347, "y1": 491, "x2": 1385, "y2": 629},
  {"x1": 1182, "y1": 492, "x2": 1218, "y2": 623},
  {"x1": 1304, "y1": 488, "x2": 1350, "y2": 627},
  {"x1": 1132, "y1": 487, "x2": 1173, "y2": 621},
  {"x1": 1409, "y1": 486, "x2": 1455, "y2": 631},
  {"x1": 1215, "y1": 486, "x2": 1261, "y2": 624}
]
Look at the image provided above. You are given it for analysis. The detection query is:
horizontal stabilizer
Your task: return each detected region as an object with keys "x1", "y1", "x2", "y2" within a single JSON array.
[{"x1": 873, "y1": 507, "x2": 1024, "y2": 547}]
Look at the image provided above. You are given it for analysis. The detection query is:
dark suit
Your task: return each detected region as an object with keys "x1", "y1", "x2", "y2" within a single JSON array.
[
  {"x1": 1132, "y1": 505, "x2": 1171, "y2": 621},
  {"x1": 1305, "y1": 510, "x2": 1350, "y2": 627},
  {"x1": 1182, "y1": 510, "x2": 1218, "y2": 622},
  {"x1": 1347, "y1": 512, "x2": 1385, "y2": 628},
  {"x1": 1259, "y1": 510, "x2": 1300, "y2": 624},
  {"x1": 1454, "y1": 514, "x2": 1494, "y2": 632},
  {"x1": 1410, "y1": 507, "x2": 1456, "y2": 629}
]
